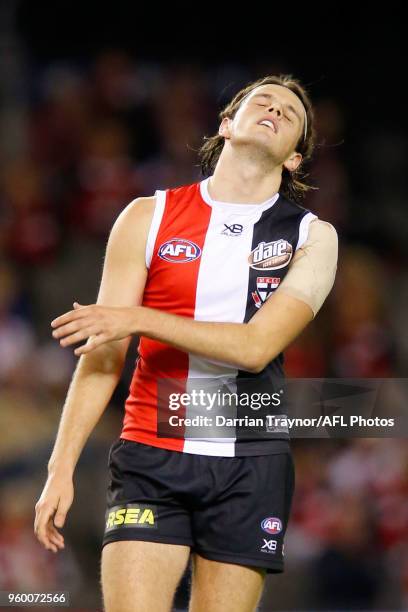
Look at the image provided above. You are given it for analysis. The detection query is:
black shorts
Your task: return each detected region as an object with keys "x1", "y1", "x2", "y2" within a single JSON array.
[{"x1": 102, "y1": 438, "x2": 295, "y2": 574}]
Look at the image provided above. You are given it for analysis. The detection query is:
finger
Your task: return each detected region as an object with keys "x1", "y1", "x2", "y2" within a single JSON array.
[
  {"x1": 52, "y1": 319, "x2": 89, "y2": 339},
  {"x1": 41, "y1": 529, "x2": 59, "y2": 553},
  {"x1": 34, "y1": 505, "x2": 49, "y2": 540},
  {"x1": 73, "y1": 302, "x2": 85, "y2": 309},
  {"x1": 47, "y1": 526, "x2": 64, "y2": 548},
  {"x1": 51, "y1": 309, "x2": 87, "y2": 329},
  {"x1": 54, "y1": 505, "x2": 69, "y2": 529},
  {"x1": 49, "y1": 516, "x2": 65, "y2": 538},
  {"x1": 60, "y1": 328, "x2": 100, "y2": 347},
  {"x1": 74, "y1": 334, "x2": 108, "y2": 356},
  {"x1": 52, "y1": 527, "x2": 65, "y2": 545},
  {"x1": 49, "y1": 527, "x2": 64, "y2": 545},
  {"x1": 48, "y1": 529, "x2": 65, "y2": 549},
  {"x1": 35, "y1": 508, "x2": 58, "y2": 551}
]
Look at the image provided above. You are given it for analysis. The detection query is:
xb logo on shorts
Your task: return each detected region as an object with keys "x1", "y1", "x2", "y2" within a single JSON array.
[
  {"x1": 261, "y1": 516, "x2": 282, "y2": 535},
  {"x1": 261, "y1": 539, "x2": 277, "y2": 554},
  {"x1": 248, "y1": 239, "x2": 292, "y2": 270},
  {"x1": 158, "y1": 238, "x2": 201, "y2": 263},
  {"x1": 105, "y1": 504, "x2": 158, "y2": 532}
]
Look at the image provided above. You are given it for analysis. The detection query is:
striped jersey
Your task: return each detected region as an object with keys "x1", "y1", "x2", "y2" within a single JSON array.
[{"x1": 120, "y1": 176, "x2": 317, "y2": 456}]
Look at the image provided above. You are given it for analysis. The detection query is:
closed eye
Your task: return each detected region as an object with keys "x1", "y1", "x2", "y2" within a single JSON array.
[
  {"x1": 257, "y1": 104, "x2": 292, "y2": 123},
  {"x1": 253, "y1": 94, "x2": 299, "y2": 125}
]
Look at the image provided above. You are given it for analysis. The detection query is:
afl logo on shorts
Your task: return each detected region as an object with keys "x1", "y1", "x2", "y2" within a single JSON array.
[
  {"x1": 261, "y1": 517, "x2": 282, "y2": 535},
  {"x1": 158, "y1": 238, "x2": 202, "y2": 263},
  {"x1": 249, "y1": 239, "x2": 292, "y2": 270}
]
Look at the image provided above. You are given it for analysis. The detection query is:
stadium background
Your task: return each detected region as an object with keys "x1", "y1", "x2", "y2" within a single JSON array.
[{"x1": 0, "y1": 2, "x2": 407, "y2": 610}]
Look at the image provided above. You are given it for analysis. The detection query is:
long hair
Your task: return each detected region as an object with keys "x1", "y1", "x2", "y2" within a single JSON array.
[{"x1": 197, "y1": 74, "x2": 318, "y2": 203}]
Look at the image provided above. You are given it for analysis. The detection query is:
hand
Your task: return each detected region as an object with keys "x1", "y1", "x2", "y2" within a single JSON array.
[
  {"x1": 34, "y1": 474, "x2": 74, "y2": 553},
  {"x1": 51, "y1": 302, "x2": 136, "y2": 356}
]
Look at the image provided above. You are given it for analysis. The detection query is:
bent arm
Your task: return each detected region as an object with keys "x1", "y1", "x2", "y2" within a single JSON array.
[
  {"x1": 53, "y1": 219, "x2": 338, "y2": 374},
  {"x1": 126, "y1": 218, "x2": 338, "y2": 371},
  {"x1": 130, "y1": 294, "x2": 314, "y2": 373}
]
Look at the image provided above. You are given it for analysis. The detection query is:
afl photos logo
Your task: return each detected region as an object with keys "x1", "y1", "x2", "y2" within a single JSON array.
[
  {"x1": 158, "y1": 238, "x2": 202, "y2": 263},
  {"x1": 248, "y1": 239, "x2": 292, "y2": 270}
]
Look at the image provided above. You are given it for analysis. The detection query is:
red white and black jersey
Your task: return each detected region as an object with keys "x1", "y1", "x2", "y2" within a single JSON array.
[{"x1": 120, "y1": 177, "x2": 317, "y2": 456}]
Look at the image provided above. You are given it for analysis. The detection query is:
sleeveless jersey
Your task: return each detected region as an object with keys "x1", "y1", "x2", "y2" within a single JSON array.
[{"x1": 120, "y1": 176, "x2": 317, "y2": 456}]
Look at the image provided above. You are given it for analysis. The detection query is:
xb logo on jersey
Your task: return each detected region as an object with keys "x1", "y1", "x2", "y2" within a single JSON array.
[
  {"x1": 158, "y1": 238, "x2": 202, "y2": 263},
  {"x1": 221, "y1": 223, "x2": 243, "y2": 237},
  {"x1": 252, "y1": 276, "x2": 281, "y2": 309},
  {"x1": 249, "y1": 239, "x2": 292, "y2": 270}
]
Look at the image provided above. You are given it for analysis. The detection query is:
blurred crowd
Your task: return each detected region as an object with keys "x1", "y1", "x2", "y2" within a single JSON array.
[{"x1": 1, "y1": 49, "x2": 408, "y2": 611}]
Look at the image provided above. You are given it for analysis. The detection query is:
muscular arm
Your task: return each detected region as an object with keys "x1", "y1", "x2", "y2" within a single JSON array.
[
  {"x1": 34, "y1": 196, "x2": 154, "y2": 552},
  {"x1": 47, "y1": 199, "x2": 153, "y2": 474},
  {"x1": 131, "y1": 293, "x2": 313, "y2": 373},
  {"x1": 52, "y1": 217, "x2": 338, "y2": 375}
]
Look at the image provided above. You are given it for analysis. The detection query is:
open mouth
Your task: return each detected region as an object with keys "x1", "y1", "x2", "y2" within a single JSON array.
[{"x1": 258, "y1": 120, "x2": 277, "y2": 133}]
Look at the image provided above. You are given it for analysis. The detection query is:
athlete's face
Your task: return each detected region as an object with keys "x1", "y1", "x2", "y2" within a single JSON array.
[{"x1": 219, "y1": 84, "x2": 305, "y2": 172}]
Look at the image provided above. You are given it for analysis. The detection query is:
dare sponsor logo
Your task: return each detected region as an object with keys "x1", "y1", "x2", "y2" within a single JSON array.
[
  {"x1": 261, "y1": 516, "x2": 282, "y2": 535},
  {"x1": 248, "y1": 239, "x2": 292, "y2": 270},
  {"x1": 158, "y1": 238, "x2": 201, "y2": 263},
  {"x1": 105, "y1": 504, "x2": 157, "y2": 532}
]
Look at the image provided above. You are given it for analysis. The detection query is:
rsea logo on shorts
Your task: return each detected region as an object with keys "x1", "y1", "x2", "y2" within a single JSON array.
[
  {"x1": 261, "y1": 516, "x2": 282, "y2": 535},
  {"x1": 105, "y1": 504, "x2": 158, "y2": 532},
  {"x1": 158, "y1": 238, "x2": 201, "y2": 263}
]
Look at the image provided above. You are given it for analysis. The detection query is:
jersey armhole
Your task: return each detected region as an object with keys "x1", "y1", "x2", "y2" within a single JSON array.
[
  {"x1": 145, "y1": 189, "x2": 167, "y2": 269},
  {"x1": 296, "y1": 211, "x2": 318, "y2": 250}
]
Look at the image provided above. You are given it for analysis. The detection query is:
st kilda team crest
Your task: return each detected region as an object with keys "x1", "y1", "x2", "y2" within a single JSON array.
[{"x1": 252, "y1": 276, "x2": 281, "y2": 309}]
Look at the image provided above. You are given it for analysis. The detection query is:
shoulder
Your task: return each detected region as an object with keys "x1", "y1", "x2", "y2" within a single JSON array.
[
  {"x1": 310, "y1": 217, "x2": 337, "y2": 237},
  {"x1": 105, "y1": 196, "x2": 156, "y2": 263},
  {"x1": 109, "y1": 195, "x2": 156, "y2": 238},
  {"x1": 300, "y1": 219, "x2": 338, "y2": 274},
  {"x1": 305, "y1": 219, "x2": 338, "y2": 254},
  {"x1": 279, "y1": 218, "x2": 338, "y2": 319},
  {"x1": 116, "y1": 195, "x2": 156, "y2": 226},
  {"x1": 290, "y1": 218, "x2": 338, "y2": 269}
]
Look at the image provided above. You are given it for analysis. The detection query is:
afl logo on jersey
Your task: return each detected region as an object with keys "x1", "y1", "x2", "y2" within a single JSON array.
[
  {"x1": 248, "y1": 239, "x2": 292, "y2": 270},
  {"x1": 261, "y1": 517, "x2": 282, "y2": 535},
  {"x1": 158, "y1": 238, "x2": 202, "y2": 263}
]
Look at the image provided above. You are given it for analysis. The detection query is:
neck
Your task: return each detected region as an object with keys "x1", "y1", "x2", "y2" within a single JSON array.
[{"x1": 208, "y1": 143, "x2": 282, "y2": 204}]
